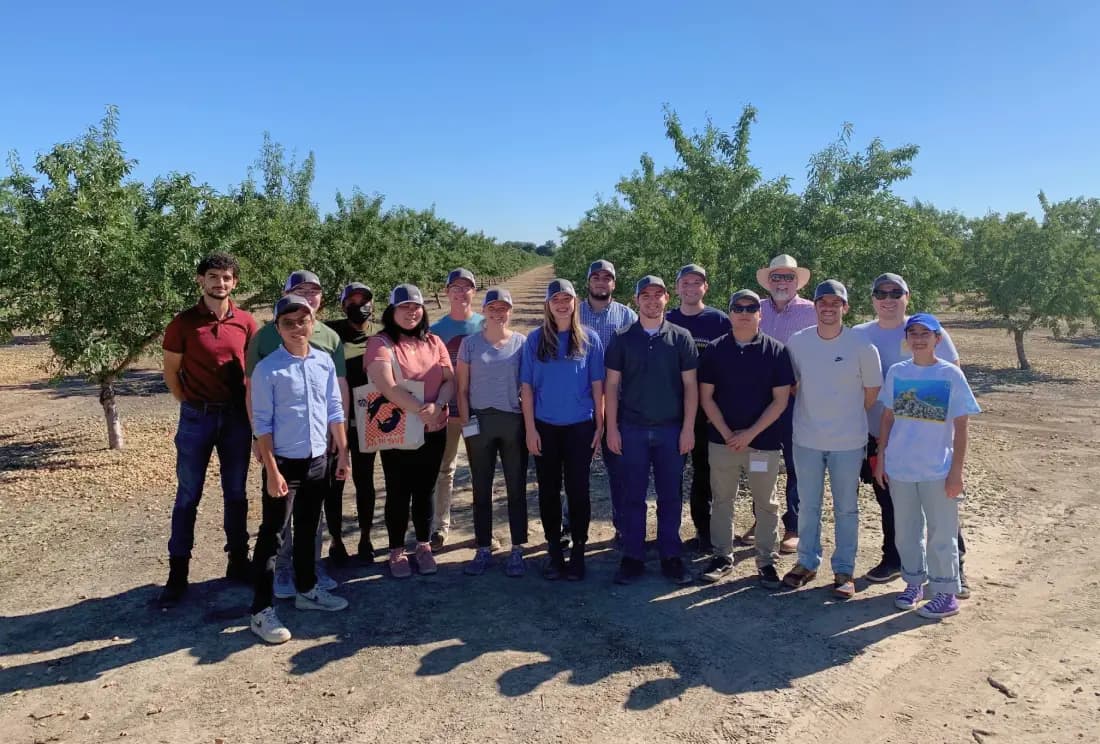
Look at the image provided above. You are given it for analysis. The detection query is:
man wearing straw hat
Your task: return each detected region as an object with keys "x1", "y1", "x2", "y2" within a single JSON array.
[{"x1": 757, "y1": 254, "x2": 817, "y2": 554}]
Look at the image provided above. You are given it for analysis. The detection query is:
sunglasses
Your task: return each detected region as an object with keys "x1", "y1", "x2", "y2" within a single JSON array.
[
  {"x1": 730, "y1": 303, "x2": 761, "y2": 314},
  {"x1": 769, "y1": 272, "x2": 797, "y2": 282},
  {"x1": 872, "y1": 289, "x2": 906, "y2": 300}
]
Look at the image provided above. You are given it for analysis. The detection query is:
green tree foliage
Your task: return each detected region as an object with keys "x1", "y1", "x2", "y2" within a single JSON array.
[{"x1": 964, "y1": 195, "x2": 1100, "y2": 369}]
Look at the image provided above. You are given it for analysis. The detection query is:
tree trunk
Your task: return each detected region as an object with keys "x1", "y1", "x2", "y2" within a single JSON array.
[
  {"x1": 99, "y1": 376, "x2": 126, "y2": 449},
  {"x1": 1013, "y1": 327, "x2": 1031, "y2": 370}
]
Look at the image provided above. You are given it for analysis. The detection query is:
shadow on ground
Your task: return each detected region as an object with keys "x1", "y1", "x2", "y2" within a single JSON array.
[
  {"x1": 0, "y1": 368, "x2": 167, "y2": 398},
  {"x1": 962, "y1": 362, "x2": 1079, "y2": 394},
  {"x1": 0, "y1": 432, "x2": 77, "y2": 471}
]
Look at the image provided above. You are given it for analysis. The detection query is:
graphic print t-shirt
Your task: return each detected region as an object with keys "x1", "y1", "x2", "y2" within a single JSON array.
[
  {"x1": 430, "y1": 313, "x2": 485, "y2": 409},
  {"x1": 878, "y1": 359, "x2": 981, "y2": 482}
]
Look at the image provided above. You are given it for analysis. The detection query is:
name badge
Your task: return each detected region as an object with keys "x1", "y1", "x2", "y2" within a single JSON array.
[
  {"x1": 749, "y1": 452, "x2": 770, "y2": 473},
  {"x1": 462, "y1": 416, "x2": 480, "y2": 438}
]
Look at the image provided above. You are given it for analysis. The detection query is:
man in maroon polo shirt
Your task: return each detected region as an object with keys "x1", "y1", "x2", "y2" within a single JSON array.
[{"x1": 160, "y1": 253, "x2": 258, "y2": 605}]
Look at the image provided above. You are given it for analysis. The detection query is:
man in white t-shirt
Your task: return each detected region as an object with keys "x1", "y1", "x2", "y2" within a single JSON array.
[{"x1": 781, "y1": 280, "x2": 882, "y2": 599}]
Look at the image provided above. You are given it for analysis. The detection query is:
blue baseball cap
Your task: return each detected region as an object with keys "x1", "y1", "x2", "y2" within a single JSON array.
[
  {"x1": 482, "y1": 287, "x2": 514, "y2": 307},
  {"x1": 274, "y1": 295, "x2": 315, "y2": 320},
  {"x1": 905, "y1": 313, "x2": 943, "y2": 334},
  {"x1": 677, "y1": 263, "x2": 708, "y2": 282},
  {"x1": 813, "y1": 279, "x2": 849, "y2": 303},
  {"x1": 339, "y1": 282, "x2": 373, "y2": 304},
  {"x1": 635, "y1": 275, "x2": 668, "y2": 296},
  {"x1": 546, "y1": 278, "x2": 577, "y2": 300},
  {"x1": 389, "y1": 283, "x2": 425, "y2": 306},
  {"x1": 446, "y1": 268, "x2": 476, "y2": 288},
  {"x1": 587, "y1": 259, "x2": 616, "y2": 279},
  {"x1": 283, "y1": 269, "x2": 322, "y2": 293}
]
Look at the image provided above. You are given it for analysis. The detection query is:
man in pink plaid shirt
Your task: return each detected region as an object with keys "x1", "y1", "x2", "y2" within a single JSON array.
[{"x1": 757, "y1": 254, "x2": 817, "y2": 554}]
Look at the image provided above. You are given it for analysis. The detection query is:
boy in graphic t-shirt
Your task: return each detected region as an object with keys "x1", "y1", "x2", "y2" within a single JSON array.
[{"x1": 874, "y1": 313, "x2": 980, "y2": 620}]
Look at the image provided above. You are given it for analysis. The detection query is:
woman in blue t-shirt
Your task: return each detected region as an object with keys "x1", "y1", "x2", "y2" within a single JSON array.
[
  {"x1": 874, "y1": 314, "x2": 980, "y2": 620},
  {"x1": 520, "y1": 279, "x2": 605, "y2": 580}
]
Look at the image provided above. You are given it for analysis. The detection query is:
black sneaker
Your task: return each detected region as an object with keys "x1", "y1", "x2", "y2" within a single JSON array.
[
  {"x1": 543, "y1": 556, "x2": 566, "y2": 581},
  {"x1": 159, "y1": 557, "x2": 189, "y2": 606},
  {"x1": 613, "y1": 557, "x2": 645, "y2": 585},
  {"x1": 566, "y1": 549, "x2": 586, "y2": 581},
  {"x1": 225, "y1": 551, "x2": 251, "y2": 583},
  {"x1": 865, "y1": 560, "x2": 902, "y2": 583},
  {"x1": 758, "y1": 564, "x2": 782, "y2": 590},
  {"x1": 357, "y1": 539, "x2": 376, "y2": 564},
  {"x1": 700, "y1": 555, "x2": 734, "y2": 583},
  {"x1": 661, "y1": 556, "x2": 693, "y2": 585},
  {"x1": 328, "y1": 540, "x2": 350, "y2": 566}
]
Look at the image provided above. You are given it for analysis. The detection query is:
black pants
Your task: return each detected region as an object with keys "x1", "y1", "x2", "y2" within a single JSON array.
[
  {"x1": 325, "y1": 423, "x2": 377, "y2": 544},
  {"x1": 380, "y1": 428, "x2": 448, "y2": 549},
  {"x1": 466, "y1": 409, "x2": 529, "y2": 547},
  {"x1": 534, "y1": 419, "x2": 595, "y2": 551},
  {"x1": 863, "y1": 435, "x2": 967, "y2": 568},
  {"x1": 251, "y1": 454, "x2": 328, "y2": 613},
  {"x1": 688, "y1": 411, "x2": 712, "y2": 541}
]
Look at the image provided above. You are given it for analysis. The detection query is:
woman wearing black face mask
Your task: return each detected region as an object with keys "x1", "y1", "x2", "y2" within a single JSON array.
[{"x1": 323, "y1": 282, "x2": 379, "y2": 564}]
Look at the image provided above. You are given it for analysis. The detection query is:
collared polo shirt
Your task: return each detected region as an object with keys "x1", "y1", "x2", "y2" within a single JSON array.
[
  {"x1": 162, "y1": 299, "x2": 257, "y2": 404},
  {"x1": 760, "y1": 296, "x2": 817, "y2": 344},
  {"x1": 697, "y1": 332, "x2": 795, "y2": 449},
  {"x1": 245, "y1": 319, "x2": 347, "y2": 378},
  {"x1": 605, "y1": 320, "x2": 698, "y2": 427},
  {"x1": 250, "y1": 346, "x2": 345, "y2": 459},
  {"x1": 580, "y1": 299, "x2": 637, "y2": 350}
]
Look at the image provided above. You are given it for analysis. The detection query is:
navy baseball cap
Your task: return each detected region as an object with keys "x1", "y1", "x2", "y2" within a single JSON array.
[
  {"x1": 389, "y1": 283, "x2": 425, "y2": 306},
  {"x1": 482, "y1": 288, "x2": 514, "y2": 307},
  {"x1": 635, "y1": 275, "x2": 668, "y2": 296},
  {"x1": 339, "y1": 282, "x2": 373, "y2": 304},
  {"x1": 813, "y1": 279, "x2": 849, "y2": 303},
  {"x1": 546, "y1": 278, "x2": 577, "y2": 300},
  {"x1": 587, "y1": 259, "x2": 616, "y2": 279},
  {"x1": 274, "y1": 295, "x2": 314, "y2": 320},
  {"x1": 677, "y1": 263, "x2": 708, "y2": 282},
  {"x1": 446, "y1": 268, "x2": 476, "y2": 288},
  {"x1": 284, "y1": 269, "x2": 322, "y2": 292},
  {"x1": 872, "y1": 273, "x2": 910, "y2": 294},
  {"x1": 728, "y1": 289, "x2": 761, "y2": 309},
  {"x1": 905, "y1": 313, "x2": 944, "y2": 334}
]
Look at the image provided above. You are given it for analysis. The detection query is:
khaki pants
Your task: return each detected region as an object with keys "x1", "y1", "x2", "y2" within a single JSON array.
[
  {"x1": 708, "y1": 443, "x2": 781, "y2": 567},
  {"x1": 431, "y1": 418, "x2": 465, "y2": 534}
]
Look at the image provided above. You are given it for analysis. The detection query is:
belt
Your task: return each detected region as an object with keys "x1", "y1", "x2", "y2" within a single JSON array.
[{"x1": 183, "y1": 400, "x2": 241, "y2": 414}]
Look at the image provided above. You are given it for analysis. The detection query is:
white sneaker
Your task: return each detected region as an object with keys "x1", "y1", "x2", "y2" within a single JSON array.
[
  {"x1": 314, "y1": 562, "x2": 338, "y2": 591},
  {"x1": 295, "y1": 587, "x2": 348, "y2": 612},
  {"x1": 273, "y1": 568, "x2": 297, "y2": 599},
  {"x1": 250, "y1": 607, "x2": 291, "y2": 644}
]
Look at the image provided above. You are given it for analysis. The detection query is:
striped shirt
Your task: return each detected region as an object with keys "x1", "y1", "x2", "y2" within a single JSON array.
[
  {"x1": 580, "y1": 299, "x2": 637, "y2": 350},
  {"x1": 760, "y1": 296, "x2": 817, "y2": 345}
]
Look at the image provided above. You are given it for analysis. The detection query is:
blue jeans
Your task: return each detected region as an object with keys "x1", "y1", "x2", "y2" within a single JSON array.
[
  {"x1": 619, "y1": 423, "x2": 685, "y2": 561},
  {"x1": 793, "y1": 443, "x2": 864, "y2": 576},
  {"x1": 889, "y1": 479, "x2": 961, "y2": 595},
  {"x1": 168, "y1": 401, "x2": 252, "y2": 558},
  {"x1": 779, "y1": 400, "x2": 799, "y2": 533},
  {"x1": 601, "y1": 436, "x2": 626, "y2": 534}
]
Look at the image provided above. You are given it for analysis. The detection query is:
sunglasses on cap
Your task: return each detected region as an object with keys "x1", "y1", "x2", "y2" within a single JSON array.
[
  {"x1": 730, "y1": 303, "x2": 761, "y2": 314},
  {"x1": 872, "y1": 289, "x2": 906, "y2": 300},
  {"x1": 769, "y1": 272, "x2": 797, "y2": 282}
]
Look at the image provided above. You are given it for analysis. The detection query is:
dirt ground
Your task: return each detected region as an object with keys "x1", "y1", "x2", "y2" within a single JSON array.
[{"x1": 2, "y1": 264, "x2": 1098, "y2": 744}]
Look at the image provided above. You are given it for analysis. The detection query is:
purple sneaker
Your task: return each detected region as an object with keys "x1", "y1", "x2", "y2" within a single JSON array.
[
  {"x1": 917, "y1": 592, "x2": 960, "y2": 619},
  {"x1": 504, "y1": 547, "x2": 526, "y2": 578},
  {"x1": 895, "y1": 583, "x2": 924, "y2": 611}
]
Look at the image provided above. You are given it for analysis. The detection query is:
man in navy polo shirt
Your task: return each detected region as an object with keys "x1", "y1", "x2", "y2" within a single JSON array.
[
  {"x1": 697, "y1": 290, "x2": 794, "y2": 588},
  {"x1": 605, "y1": 275, "x2": 699, "y2": 585},
  {"x1": 160, "y1": 253, "x2": 258, "y2": 605},
  {"x1": 666, "y1": 263, "x2": 731, "y2": 555}
]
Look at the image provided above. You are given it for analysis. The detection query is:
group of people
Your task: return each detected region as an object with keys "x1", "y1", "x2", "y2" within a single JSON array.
[{"x1": 159, "y1": 251, "x2": 979, "y2": 645}]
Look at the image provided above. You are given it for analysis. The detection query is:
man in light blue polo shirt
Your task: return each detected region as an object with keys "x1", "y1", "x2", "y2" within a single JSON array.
[{"x1": 248, "y1": 295, "x2": 350, "y2": 644}]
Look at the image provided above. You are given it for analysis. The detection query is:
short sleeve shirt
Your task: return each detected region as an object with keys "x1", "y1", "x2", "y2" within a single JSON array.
[
  {"x1": 245, "y1": 320, "x2": 347, "y2": 378},
  {"x1": 697, "y1": 332, "x2": 794, "y2": 449},
  {"x1": 879, "y1": 359, "x2": 980, "y2": 482},
  {"x1": 430, "y1": 313, "x2": 485, "y2": 408},
  {"x1": 605, "y1": 320, "x2": 698, "y2": 427},
  {"x1": 364, "y1": 333, "x2": 453, "y2": 408},
  {"x1": 519, "y1": 328, "x2": 605, "y2": 426},
  {"x1": 853, "y1": 319, "x2": 960, "y2": 438},
  {"x1": 787, "y1": 326, "x2": 883, "y2": 451},
  {"x1": 163, "y1": 299, "x2": 257, "y2": 404},
  {"x1": 666, "y1": 306, "x2": 732, "y2": 355},
  {"x1": 458, "y1": 331, "x2": 526, "y2": 414}
]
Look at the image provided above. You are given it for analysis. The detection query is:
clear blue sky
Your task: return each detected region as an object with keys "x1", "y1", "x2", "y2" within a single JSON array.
[{"x1": 4, "y1": 1, "x2": 1097, "y2": 243}]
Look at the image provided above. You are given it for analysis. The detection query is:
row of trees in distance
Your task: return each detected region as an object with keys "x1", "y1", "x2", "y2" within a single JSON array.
[{"x1": 555, "y1": 106, "x2": 1100, "y2": 371}]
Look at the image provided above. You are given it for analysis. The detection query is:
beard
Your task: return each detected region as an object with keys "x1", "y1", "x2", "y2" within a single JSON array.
[
  {"x1": 770, "y1": 287, "x2": 793, "y2": 302},
  {"x1": 589, "y1": 290, "x2": 610, "y2": 302},
  {"x1": 204, "y1": 287, "x2": 229, "y2": 299}
]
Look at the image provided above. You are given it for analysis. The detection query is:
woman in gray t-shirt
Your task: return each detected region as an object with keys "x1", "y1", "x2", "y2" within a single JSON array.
[{"x1": 456, "y1": 288, "x2": 529, "y2": 577}]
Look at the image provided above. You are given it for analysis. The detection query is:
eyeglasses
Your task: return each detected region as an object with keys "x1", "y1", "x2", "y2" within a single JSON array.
[
  {"x1": 730, "y1": 303, "x2": 761, "y2": 314},
  {"x1": 769, "y1": 273, "x2": 796, "y2": 282},
  {"x1": 448, "y1": 284, "x2": 475, "y2": 294},
  {"x1": 873, "y1": 289, "x2": 906, "y2": 300},
  {"x1": 290, "y1": 287, "x2": 322, "y2": 297}
]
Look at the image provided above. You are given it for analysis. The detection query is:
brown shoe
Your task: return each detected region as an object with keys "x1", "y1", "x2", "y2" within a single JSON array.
[
  {"x1": 833, "y1": 573, "x2": 856, "y2": 599},
  {"x1": 739, "y1": 520, "x2": 757, "y2": 546},
  {"x1": 780, "y1": 530, "x2": 799, "y2": 554},
  {"x1": 781, "y1": 563, "x2": 816, "y2": 588}
]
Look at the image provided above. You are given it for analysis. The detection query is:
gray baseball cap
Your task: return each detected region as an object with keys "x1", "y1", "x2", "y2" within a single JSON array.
[
  {"x1": 587, "y1": 259, "x2": 616, "y2": 279},
  {"x1": 446, "y1": 268, "x2": 476, "y2": 288},
  {"x1": 813, "y1": 279, "x2": 849, "y2": 303},
  {"x1": 635, "y1": 275, "x2": 668, "y2": 296},
  {"x1": 482, "y1": 287, "x2": 514, "y2": 307},
  {"x1": 284, "y1": 269, "x2": 322, "y2": 293},
  {"x1": 677, "y1": 263, "x2": 707, "y2": 282},
  {"x1": 872, "y1": 272, "x2": 910, "y2": 294},
  {"x1": 274, "y1": 295, "x2": 315, "y2": 320},
  {"x1": 339, "y1": 282, "x2": 373, "y2": 304},
  {"x1": 389, "y1": 283, "x2": 425, "y2": 306},
  {"x1": 546, "y1": 278, "x2": 578, "y2": 300},
  {"x1": 728, "y1": 289, "x2": 761, "y2": 309}
]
